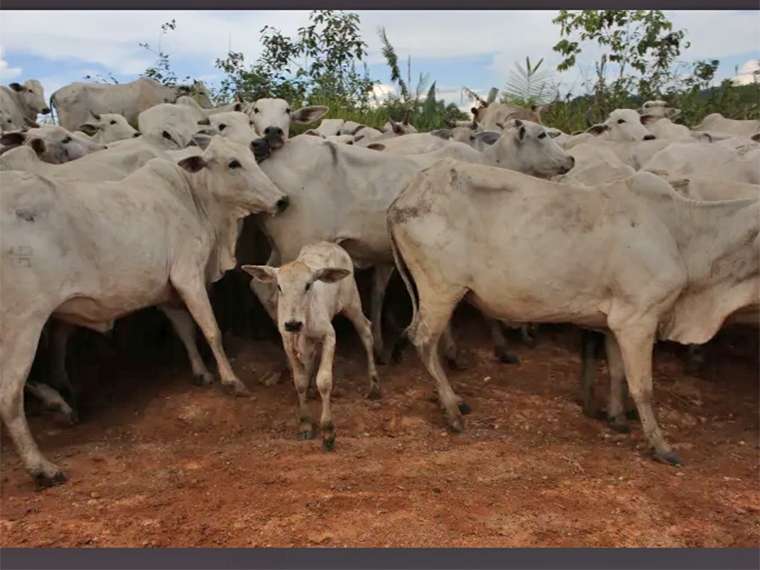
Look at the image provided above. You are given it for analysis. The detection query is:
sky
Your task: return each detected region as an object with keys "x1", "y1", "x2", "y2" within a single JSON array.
[{"x1": 1, "y1": 10, "x2": 758, "y2": 115}]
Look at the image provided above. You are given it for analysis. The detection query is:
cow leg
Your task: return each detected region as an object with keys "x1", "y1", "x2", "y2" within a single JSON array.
[
  {"x1": 316, "y1": 329, "x2": 338, "y2": 451},
  {"x1": 685, "y1": 344, "x2": 706, "y2": 375},
  {"x1": 342, "y1": 291, "x2": 381, "y2": 400},
  {"x1": 520, "y1": 324, "x2": 538, "y2": 348},
  {"x1": 370, "y1": 264, "x2": 394, "y2": 364},
  {"x1": 610, "y1": 326, "x2": 680, "y2": 465},
  {"x1": 1, "y1": 316, "x2": 66, "y2": 487},
  {"x1": 159, "y1": 306, "x2": 215, "y2": 387},
  {"x1": 604, "y1": 332, "x2": 630, "y2": 433},
  {"x1": 285, "y1": 346, "x2": 314, "y2": 440},
  {"x1": 171, "y1": 275, "x2": 249, "y2": 398},
  {"x1": 24, "y1": 381, "x2": 78, "y2": 426},
  {"x1": 440, "y1": 322, "x2": 467, "y2": 370},
  {"x1": 48, "y1": 320, "x2": 78, "y2": 408},
  {"x1": 411, "y1": 285, "x2": 470, "y2": 431},
  {"x1": 490, "y1": 319, "x2": 519, "y2": 365},
  {"x1": 579, "y1": 329, "x2": 603, "y2": 419}
]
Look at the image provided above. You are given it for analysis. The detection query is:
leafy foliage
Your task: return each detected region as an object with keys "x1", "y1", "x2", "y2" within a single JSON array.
[{"x1": 501, "y1": 57, "x2": 557, "y2": 107}]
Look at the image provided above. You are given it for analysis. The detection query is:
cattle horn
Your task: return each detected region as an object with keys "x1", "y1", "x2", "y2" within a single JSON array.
[{"x1": 485, "y1": 87, "x2": 499, "y2": 105}]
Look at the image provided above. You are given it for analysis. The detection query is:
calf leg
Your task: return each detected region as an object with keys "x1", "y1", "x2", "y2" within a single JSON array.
[
  {"x1": 342, "y1": 289, "x2": 381, "y2": 400},
  {"x1": 285, "y1": 346, "x2": 314, "y2": 439},
  {"x1": 170, "y1": 273, "x2": 249, "y2": 397},
  {"x1": 159, "y1": 306, "x2": 215, "y2": 387},
  {"x1": 1, "y1": 316, "x2": 66, "y2": 487},
  {"x1": 316, "y1": 330, "x2": 338, "y2": 451},
  {"x1": 611, "y1": 324, "x2": 680, "y2": 465},
  {"x1": 490, "y1": 319, "x2": 520, "y2": 365},
  {"x1": 370, "y1": 264, "x2": 394, "y2": 364}
]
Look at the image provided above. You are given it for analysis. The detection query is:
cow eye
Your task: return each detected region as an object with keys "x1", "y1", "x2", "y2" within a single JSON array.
[
  {"x1": 538, "y1": 132, "x2": 547, "y2": 139},
  {"x1": 110, "y1": 120, "x2": 117, "y2": 125},
  {"x1": 62, "y1": 136, "x2": 72, "y2": 143},
  {"x1": 253, "y1": 108, "x2": 259, "y2": 114},
  {"x1": 617, "y1": 119, "x2": 625, "y2": 124},
  {"x1": 219, "y1": 124, "x2": 226, "y2": 131},
  {"x1": 286, "y1": 108, "x2": 291, "y2": 114},
  {"x1": 277, "y1": 284, "x2": 282, "y2": 293},
  {"x1": 305, "y1": 283, "x2": 311, "y2": 292},
  {"x1": 229, "y1": 159, "x2": 241, "y2": 169}
]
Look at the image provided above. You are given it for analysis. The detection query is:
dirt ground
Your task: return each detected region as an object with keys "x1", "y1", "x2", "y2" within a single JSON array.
[{"x1": 1, "y1": 296, "x2": 759, "y2": 548}]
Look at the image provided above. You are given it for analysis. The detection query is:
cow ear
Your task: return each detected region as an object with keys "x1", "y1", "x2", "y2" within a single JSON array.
[
  {"x1": 29, "y1": 138, "x2": 47, "y2": 156},
  {"x1": 178, "y1": 155, "x2": 207, "y2": 173},
  {"x1": 241, "y1": 265, "x2": 278, "y2": 283},
  {"x1": 78, "y1": 122, "x2": 100, "y2": 135},
  {"x1": 9, "y1": 83, "x2": 23, "y2": 92},
  {"x1": 23, "y1": 117, "x2": 40, "y2": 128},
  {"x1": 314, "y1": 267, "x2": 351, "y2": 284},
  {"x1": 0, "y1": 131, "x2": 26, "y2": 146},
  {"x1": 473, "y1": 131, "x2": 500, "y2": 146},
  {"x1": 303, "y1": 129, "x2": 322, "y2": 137},
  {"x1": 665, "y1": 107, "x2": 681, "y2": 120},
  {"x1": 471, "y1": 107, "x2": 479, "y2": 118},
  {"x1": 752, "y1": 132, "x2": 760, "y2": 143},
  {"x1": 515, "y1": 124, "x2": 527, "y2": 142},
  {"x1": 391, "y1": 121, "x2": 405, "y2": 135},
  {"x1": 430, "y1": 129, "x2": 453, "y2": 140},
  {"x1": 639, "y1": 114, "x2": 658, "y2": 126},
  {"x1": 586, "y1": 124, "x2": 609, "y2": 136},
  {"x1": 367, "y1": 143, "x2": 386, "y2": 151},
  {"x1": 197, "y1": 117, "x2": 211, "y2": 125},
  {"x1": 190, "y1": 133, "x2": 213, "y2": 150},
  {"x1": 233, "y1": 102, "x2": 243, "y2": 112},
  {"x1": 290, "y1": 105, "x2": 328, "y2": 124}
]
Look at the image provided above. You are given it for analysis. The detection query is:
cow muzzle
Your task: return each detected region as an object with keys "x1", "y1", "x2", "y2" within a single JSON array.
[
  {"x1": 264, "y1": 127, "x2": 285, "y2": 149},
  {"x1": 644, "y1": 134, "x2": 656, "y2": 141},
  {"x1": 284, "y1": 320, "x2": 303, "y2": 333},
  {"x1": 275, "y1": 196, "x2": 290, "y2": 213},
  {"x1": 558, "y1": 156, "x2": 575, "y2": 174},
  {"x1": 40, "y1": 107, "x2": 51, "y2": 115},
  {"x1": 251, "y1": 138, "x2": 271, "y2": 162}
]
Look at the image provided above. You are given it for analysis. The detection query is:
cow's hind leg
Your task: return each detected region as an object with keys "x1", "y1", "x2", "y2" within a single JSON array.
[
  {"x1": 490, "y1": 319, "x2": 520, "y2": 364},
  {"x1": 159, "y1": 306, "x2": 215, "y2": 387},
  {"x1": 171, "y1": 273, "x2": 249, "y2": 397},
  {"x1": 604, "y1": 332, "x2": 631, "y2": 433},
  {"x1": 610, "y1": 322, "x2": 680, "y2": 465},
  {"x1": 1, "y1": 315, "x2": 66, "y2": 487},
  {"x1": 411, "y1": 282, "x2": 470, "y2": 431},
  {"x1": 579, "y1": 329, "x2": 604, "y2": 419},
  {"x1": 370, "y1": 264, "x2": 394, "y2": 364},
  {"x1": 316, "y1": 329, "x2": 338, "y2": 451},
  {"x1": 48, "y1": 320, "x2": 79, "y2": 409}
]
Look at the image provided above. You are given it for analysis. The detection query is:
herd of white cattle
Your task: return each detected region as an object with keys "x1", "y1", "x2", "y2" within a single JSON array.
[{"x1": 1, "y1": 76, "x2": 759, "y2": 489}]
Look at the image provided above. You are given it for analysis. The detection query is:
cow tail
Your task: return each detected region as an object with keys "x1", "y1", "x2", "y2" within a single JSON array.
[{"x1": 388, "y1": 221, "x2": 417, "y2": 362}]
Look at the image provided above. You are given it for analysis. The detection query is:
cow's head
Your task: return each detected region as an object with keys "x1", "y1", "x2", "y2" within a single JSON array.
[
  {"x1": 197, "y1": 111, "x2": 259, "y2": 142},
  {"x1": 1, "y1": 125, "x2": 106, "y2": 164},
  {"x1": 242, "y1": 260, "x2": 351, "y2": 335},
  {"x1": 638, "y1": 100, "x2": 680, "y2": 121},
  {"x1": 586, "y1": 109, "x2": 656, "y2": 142},
  {"x1": 9, "y1": 80, "x2": 50, "y2": 115},
  {"x1": 492, "y1": 119, "x2": 575, "y2": 178},
  {"x1": 246, "y1": 98, "x2": 328, "y2": 149},
  {"x1": 178, "y1": 135, "x2": 288, "y2": 216},
  {"x1": 78, "y1": 111, "x2": 140, "y2": 143}
]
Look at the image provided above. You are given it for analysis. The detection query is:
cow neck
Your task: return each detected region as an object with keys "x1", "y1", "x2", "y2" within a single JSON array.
[{"x1": 480, "y1": 136, "x2": 520, "y2": 171}]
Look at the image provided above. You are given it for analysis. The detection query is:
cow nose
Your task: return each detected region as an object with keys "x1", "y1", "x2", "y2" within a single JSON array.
[
  {"x1": 644, "y1": 134, "x2": 656, "y2": 140},
  {"x1": 264, "y1": 127, "x2": 284, "y2": 137},
  {"x1": 251, "y1": 138, "x2": 271, "y2": 161},
  {"x1": 568, "y1": 156, "x2": 575, "y2": 166},
  {"x1": 284, "y1": 320, "x2": 302, "y2": 333},
  {"x1": 133, "y1": 131, "x2": 142, "y2": 137},
  {"x1": 276, "y1": 196, "x2": 290, "y2": 213},
  {"x1": 40, "y1": 107, "x2": 51, "y2": 115}
]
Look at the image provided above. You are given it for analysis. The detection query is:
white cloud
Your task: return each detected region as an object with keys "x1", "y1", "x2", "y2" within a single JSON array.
[
  {"x1": 733, "y1": 58, "x2": 760, "y2": 85},
  {"x1": 0, "y1": 44, "x2": 23, "y2": 81}
]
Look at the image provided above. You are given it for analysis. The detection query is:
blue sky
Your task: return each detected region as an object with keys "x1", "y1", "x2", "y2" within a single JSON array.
[{"x1": 1, "y1": 10, "x2": 758, "y2": 114}]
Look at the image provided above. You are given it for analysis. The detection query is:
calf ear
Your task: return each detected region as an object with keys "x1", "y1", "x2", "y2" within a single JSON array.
[
  {"x1": 585, "y1": 123, "x2": 609, "y2": 136},
  {"x1": 314, "y1": 267, "x2": 351, "y2": 283},
  {"x1": 177, "y1": 155, "x2": 207, "y2": 173},
  {"x1": 241, "y1": 265, "x2": 278, "y2": 283},
  {"x1": 639, "y1": 114, "x2": 658, "y2": 125},
  {"x1": 0, "y1": 131, "x2": 27, "y2": 146},
  {"x1": 9, "y1": 82, "x2": 23, "y2": 92},
  {"x1": 291, "y1": 105, "x2": 329, "y2": 124},
  {"x1": 29, "y1": 138, "x2": 47, "y2": 156},
  {"x1": 78, "y1": 122, "x2": 100, "y2": 135}
]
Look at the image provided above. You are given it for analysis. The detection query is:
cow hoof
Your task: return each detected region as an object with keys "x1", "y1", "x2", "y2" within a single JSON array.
[
  {"x1": 446, "y1": 413, "x2": 465, "y2": 433},
  {"x1": 447, "y1": 356, "x2": 468, "y2": 371},
  {"x1": 374, "y1": 349, "x2": 390, "y2": 366},
  {"x1": 366, "y1": 385, "x2": 382, "y2": 401},
  {"x1": 496, "y1": 349, "x2": 520, "y2": 365},
  {"x1": 298, "y1": 430, "x2": 315, "y2": 440},
  {"x1": 654, "y1": 451, "x2": 683, "y2": 467},
  {"x1": 33, "y1": 470, "x2": 67, "y2": 489},
  {"x1": 458, "y1": 401, "x2": 472, "y2": 415},
  {"x1": 321, "y1": 423, "x2": 336, "y2": 451},
  {"x1": 608, "y1": 416, "x2": 630, "y2": 433},
  {"x1": 581, "y1": 403, "x2": 606, "y2": 421},
  {"x1": 625, "y1": 408, "x2": 640, "y2": 422},
  {"x1": 193, "y1": 372, "x2": 214, "y2": 387},
  {"x1": 222, "y1": 380, "x2": 250, "y2": 398}
]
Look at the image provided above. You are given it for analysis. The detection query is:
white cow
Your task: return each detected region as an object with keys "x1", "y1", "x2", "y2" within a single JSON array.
[
  {"x1": 582, "y1": 109, "x2": 657, "y2": 143},
  {"x1": 643, "y1": 141, "x2": 760, "y2": 185},
  {"x1": 249, "y1": 119, "x2": 575, "y2": 363},
  {"x1": 242, "y1": 242, "x2": 380, "y2": 450},
  {"x1": 388, "y1": 161, "x2": 759, "y2": 466},
  {"x1": 471, "y1": 102, "x2": 546, "y2": 131},
  {"x1": 176, "y1": 93, "x2": 246, "y2": 119},
  {"x1": 0, "y1": 80, "x2": 50, "y2": 131},
  {"x1": 0, "y1": 135, "x2": 289, "y2": 487},
  {"x1": 137, "y1": 103, "x2": 206, "y2": 150},
  {"x1": 50, "y1": 77, "x2": 213, "y2": 132},
  {"x1": 75, "y1": 111, "x2": 141, "y2": 144},
  {"x1": 244, "y1": 98, "x2": 328, "y2": 148},
  {"x1": 692, "y1": 113, "x2": 760, "y2": 138},
  {"x1": 0, "y1": 125, "x2": 107, "y2": 164}
]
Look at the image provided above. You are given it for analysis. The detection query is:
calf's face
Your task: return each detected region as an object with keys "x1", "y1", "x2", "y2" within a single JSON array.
[
  {"x1": 242, "y1": 262, "x2": 350, "y2": 334},
  {"x1": 247, "y1": 98, "x2": 328, "y2": 149},
  {"x1": 497, "y1": 119, "x2": 576, "y2": 178},
  {"x1": 587, "y1": 109, "x2": 656, "y2": 142}
]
